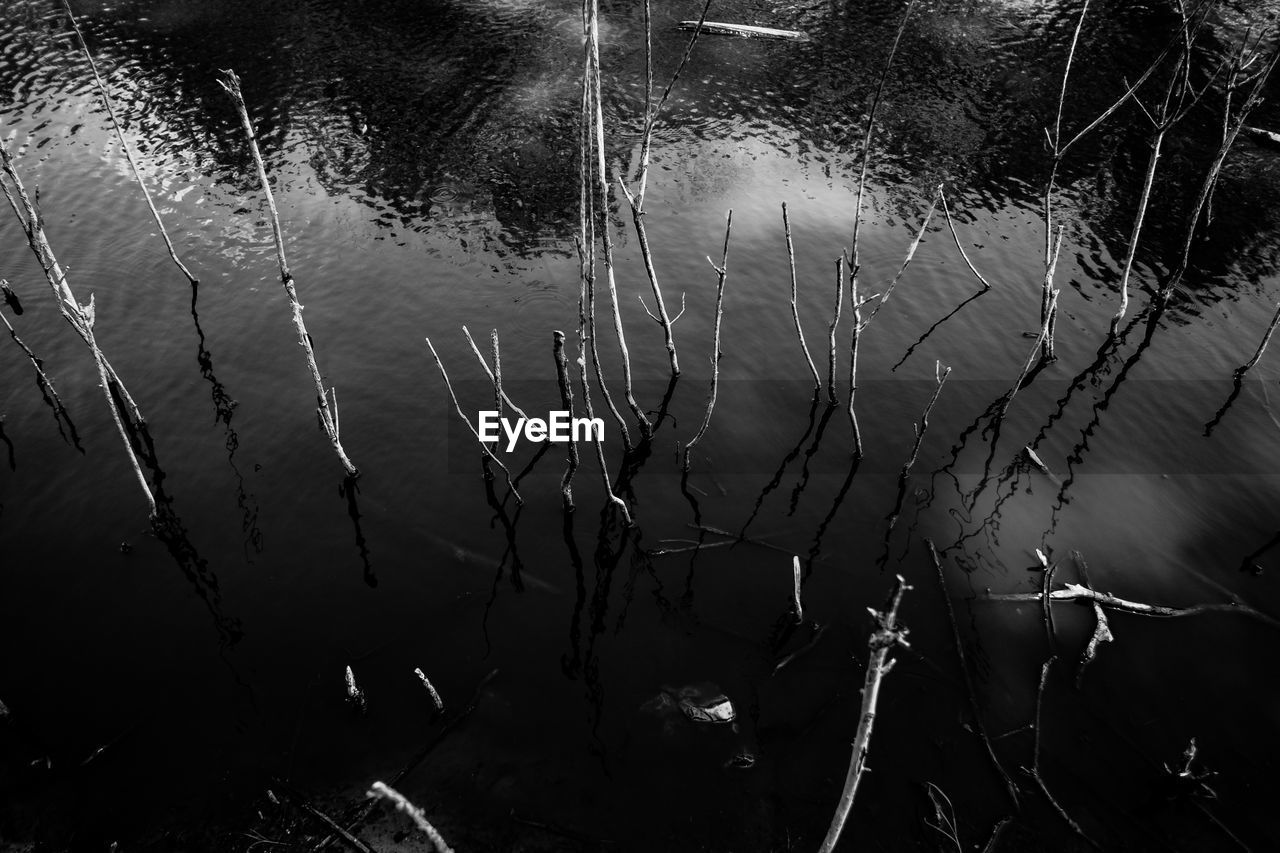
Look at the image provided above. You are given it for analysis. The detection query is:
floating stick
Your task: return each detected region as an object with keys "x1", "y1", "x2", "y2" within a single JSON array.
[
  {"x1": 983, "y1": 582, "x2": 1280, "y2": 629},
  {"x1": 817, "y1": 575, "x2": 911, "y2": 853},
  {"x1": 218, "y1": 69, "x2": 357, "y2": 478},
  {"x1": 782, "y1": 203, "x2": 821, "y2": 391},
  {"x1": 684, "y1": 210, "x2": 732, "y2": 468}
]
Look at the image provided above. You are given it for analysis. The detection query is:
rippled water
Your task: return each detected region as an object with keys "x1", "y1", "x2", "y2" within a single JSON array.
[{"x1": 3, "y1": 0, "x2": 1280, "y2": 850}]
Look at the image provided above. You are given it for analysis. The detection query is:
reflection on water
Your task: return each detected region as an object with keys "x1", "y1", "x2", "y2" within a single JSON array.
[{"x1": 3, "y1": 0, "x2": 1280, "y2": 849}]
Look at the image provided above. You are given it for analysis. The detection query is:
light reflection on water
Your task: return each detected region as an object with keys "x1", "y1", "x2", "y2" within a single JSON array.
[{"x1": 2, "y1": 0, "x2": 1280, "y2": 849}]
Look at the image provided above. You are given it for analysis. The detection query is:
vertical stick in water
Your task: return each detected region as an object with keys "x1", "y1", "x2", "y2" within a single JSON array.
[
  {"x1": 218, "y1": 69, "x2": 358, "y2": 478},
  {"x1": 848, "y1": 254, "x2": 863, "y2": 458},
  {"x1": 684, "y1": 210, "x2": 733, "y2": 469},
  {"x1": 553, "y1": 330, "x2": 580, "y2": 510},
  {"x1": 791, "y1": 555, "x2": 804, "y2": 623},
  {"x1": 61, "y1": 0, "x2": 198, "y2": 287},
  {"x1": 1237, "y1": 302, "x2": 1280, "y2": 376}
]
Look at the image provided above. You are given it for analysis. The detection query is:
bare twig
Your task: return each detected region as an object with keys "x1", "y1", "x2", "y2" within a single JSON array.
[
  {"x1": 848, "y1": 251, "x2": 863, "y2": 458},
  {"x1": 367, "y1": 782, "x2": 454, "y2": 853},
  {"x1": 61, "y1": 0, "x2": 198, "y2": 286},
  {"x1": 1236, "y1": 302, "x2": 1280, "y2": 376},
  {"x1": 684, "y1": 210, "x2": 732, "y2": 467},
  {"x1": 0, "y1": 308, "x2": 76, "y2": 439},
  {"x1": 424, "y1": 337, "x2": 522, "y2": 505},
  {"x1": 1000, "y1": 287, "x2": 1059, "y2": 425},
  {"x1": 1071, "y1": 551, "x2": 1113, "y2": 686},
  {"x1": 939, "y1": 188, "x2": 994, "y2": 291},
  {"x1": 461, "y1": 325, "x2": 527, "y2": 420},
  {"x1": 218, "y1": 69, "x2": 357, "y2": 477},
  {"x1": 1028, "y1": 659, "x2": 1098, "y2": 847},
  {"x1": 782, "y1": 202, "x2": 821, "y2": 391},
  {"x1": 0, "y1": 141, "x2": 156, "y2": 516},
  {"x1": 817, "y1": 574, "x2": 911, "y2": 853},
  {"x1": 984, "y1": 584, "x2": 1280, "y2": 629},
  {"x1": 553, "y1": 330, "x2": 579, "y2": 509},
  {"x1": 869, "y1": 185, "x2": 940, "y2": 319},
  {"x1": 791, "y1": 555, "x2": 804, "y2": 623}
]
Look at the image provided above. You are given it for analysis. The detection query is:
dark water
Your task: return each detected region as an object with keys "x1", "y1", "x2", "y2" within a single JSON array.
[{"x1": 3, "y1": 0, "x2": 1280, "y2": 849}]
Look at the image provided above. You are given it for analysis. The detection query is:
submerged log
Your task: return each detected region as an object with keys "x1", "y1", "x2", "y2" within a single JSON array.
[{"x1": 676, "y1": 21, "x2": 809, "y2": 41}]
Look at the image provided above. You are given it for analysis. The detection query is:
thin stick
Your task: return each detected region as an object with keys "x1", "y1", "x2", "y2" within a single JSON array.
[
  {"x1": 1029, "y1": 659, "x2": 1097, "y2": 847},
  {"x1": 1236, "y1": 302, "x2": 1280, "y2": 375},
  {"x1": 826, "y1": 254, "x2": 844, "y2": 404},
  {"x1": 684, "y1": 210, "x2": 732, "y2": 467},
  {"x1": 848, "y1": 252, "x2": 863, "y2": 458},
  {"x1": 782, "y1": 202, "x2": 821, "y2": 391},
  {"x1": 585, "y1": 0, "x2": 650, "y2": 439},
  {"x1": 817, "y1": 574, "x2": 911, "y2": 853},
  {"x1": 218, "y1": 69, "x2": 357, "y2": 477},
  {"x1": 791, "y1": 555, "x2": 804, "y2": 623},
  {"x1": 367, "y1": 782, "x2": 455, "y2": 853},
  {"x1": 1000, "y1": 285, "x2": 1059, "y2": 424},
  {"x1": 1071, "y1": 551, "x2": 1113, "y2": 686},
  {"x1": 927, "y1": 541, "x2": 1020, "y2": 809},
  {"x1": 553, "y1": 330, "x2": 579, "y2": 509},
  {"x1": 849, "y1": 0, "x2": 919, "y2": 266},
  {"x1": 872, "y1": 185, "x2": 940, "y2": 316},
  {"x1": 0, "y1": 142, "x2": 156, "y2": 516},
  {"x1": 939, "y1": 188, "x2": 993, "y2": 290},
  {"x1": 1, "y1": 309, "x2": 75, "y2": 433},
  {"x1": 424, "y1": 337, "x2": 522, "y2": 505},
  {"x1": 983, "y1": 583, "x2": 1280, "y2": 629},
  {"x1": 1044, "y1": 0, "x2": 1091, "y2": 268},
  {"x1": 60, "y1": 0, "x2": 198, "y2": 287},
  {"x1": 902, "y1": 361, "x2": 951, "y2": 475}
]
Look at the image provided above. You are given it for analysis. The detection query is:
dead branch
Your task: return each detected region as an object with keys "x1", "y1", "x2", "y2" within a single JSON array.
[
  {"x1": 424, "y1": 337, "x2": 522, "y2": 505},
  {"x1": 218, "y1": 69, "x2": 357, "y2": 477},
  {"x1": 61, "y1": 0, "x2": 198, "y2": 287},
  {"x1": 791, "y1": 555, "x2": 804, "y2": 623},
  {"x1": 683, "y1": 209, "x2": 732, "y2": 468},
  {"x1": 983, "y1": 583, "x2": 1280, "y2": 630},
  {"x1": 870, "y1": 184, "x2": 939, "y2": 318},
  {"x1": 367, "y1": 782, "x2": 454, "y2": 853},
  {"x1": 1, "y1": 308, "x2": 76, "y2": 440},
  {"x1": 1028, "y1": 659, "x2": 1098, "y2": 847},
  {"x1": 1071, "y1": 551, "x2": 1113, "y2": 686},
  {"x1": 553, "y1": 330, "x2": 579, "y2": 510},
  {"x1": 817, "y1": 574, "x2": 911, "y2": 853},
  {"x1": 848, "y1": 251, "x2": 863, "y2": 458},
  {"x1": 782, "y1": 202, "x2": 821, "y2": 391},
  {"x1": 999, "y1": 287, "x2": 1059, "y2": 425},
  {"x1": 461, "y1": 325, "x2": 527, "y2": 420},
  {"x1": 826, "y1": 254, "x2": 844, "y2": 404},
  {"x1": 0, "y1": 141, "x2": 156, "y2": 516},
  {"x1": 1236, "y1": 301, "x2": 1280, "y2": 376}
]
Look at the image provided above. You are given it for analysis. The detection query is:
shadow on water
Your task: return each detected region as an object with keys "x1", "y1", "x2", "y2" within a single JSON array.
[
  {"x1": 739, "y1": 391, "x2": 820, "y2": 542},
  {"x1": 0, "y1": 415, "x2": 14, "y2": 470},
  {"x1": 189, "y1": 282, "x2": 263, "y2": 559},
  {"x1": 338, "y1": 473, "x2": 374, "y2": 588}
]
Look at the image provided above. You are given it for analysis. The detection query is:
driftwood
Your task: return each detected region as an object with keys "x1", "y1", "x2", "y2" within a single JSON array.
[
  {"x1": 817, "y1": 575, "x2": 911, "y2": 853},
  {"x1": 675, "y1": 21, "x2": 808, "y2": 41},
  {"x1": 218, "y1": 69, "x2": 357, "y2": 477}
]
